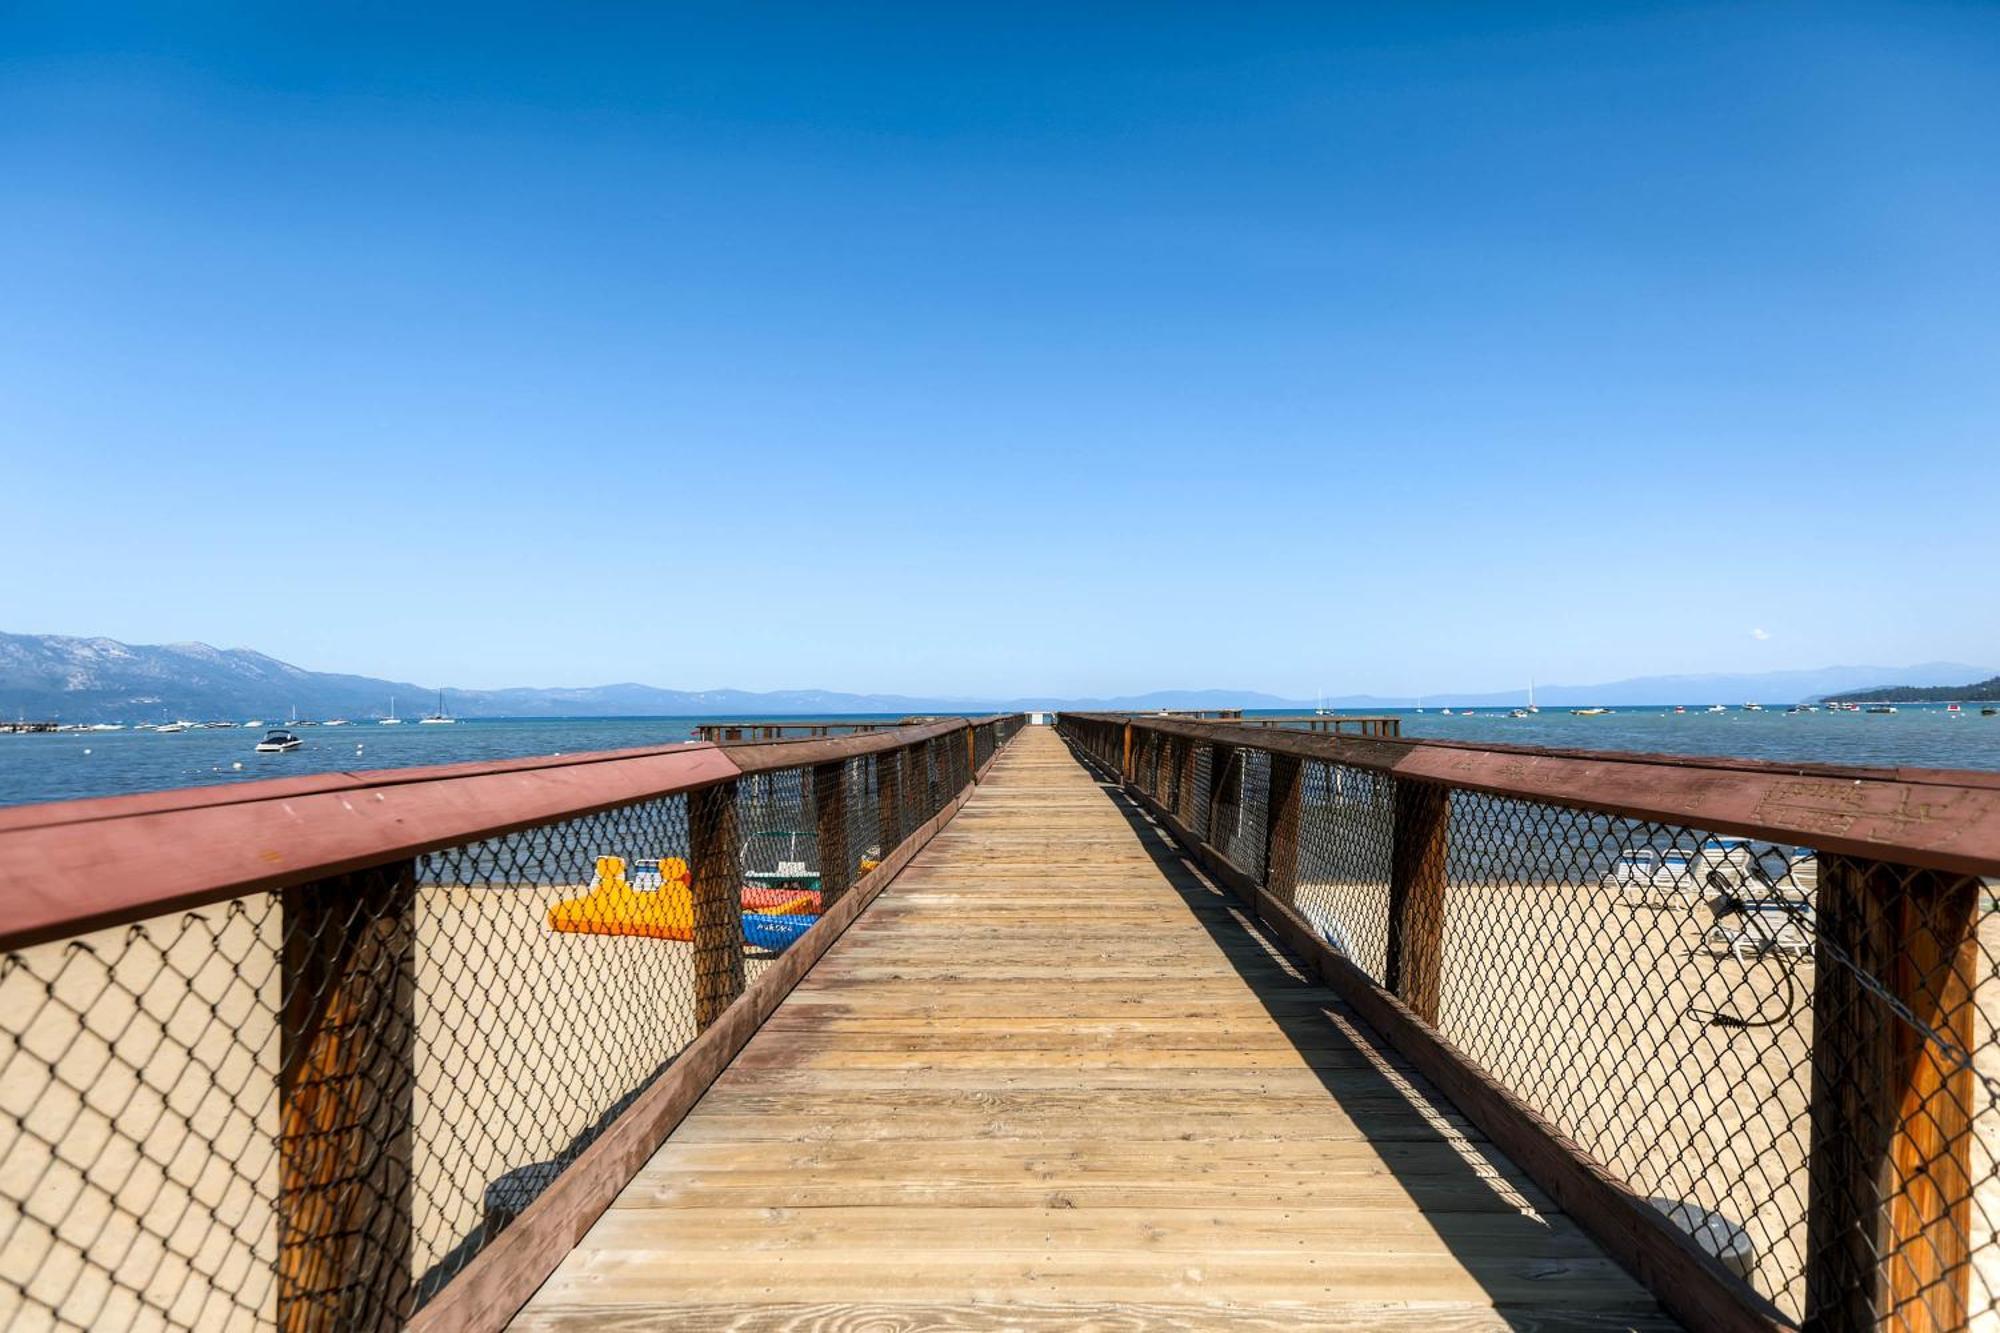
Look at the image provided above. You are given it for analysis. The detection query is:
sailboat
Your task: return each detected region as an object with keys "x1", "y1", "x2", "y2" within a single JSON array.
[
  {"x1": 1527, "y1": 679, "x2": 1540, "y2": 714},
  {"x1": 420, "y1": 690, "x2": 456, "y2": 724},
  {"x1": 379, "y1": 696, "x2": 404, "y2": 725}
]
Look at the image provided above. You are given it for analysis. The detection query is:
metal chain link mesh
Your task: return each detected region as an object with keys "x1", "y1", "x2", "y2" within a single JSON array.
[
  {"x1": 1064, "y1": 713, "x2": 2000, "y2": 1329},
  {"x1": 0, "y1": 718, "x2": 1020, "y2": 1330}
]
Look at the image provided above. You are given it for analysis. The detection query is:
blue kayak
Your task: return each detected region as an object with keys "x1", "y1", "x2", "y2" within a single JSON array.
[{"x1": 742, "y1": 912, "x2": 817, "y2": 953}]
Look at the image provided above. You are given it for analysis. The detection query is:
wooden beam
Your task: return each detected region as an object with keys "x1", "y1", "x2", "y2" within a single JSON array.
[
  {"x1": 814, "y1": 760, "x2": 852, "y2": 907},
  {"x1": 689, "y1": 782, "x2": 745, "y2": 1028},
  {"x1": 1806, "y1": 856, "x2": 1978, "y2": 1332},
  {"x1": 1263, "y1": 751, "x2": 1304, "y2": 908},
  {"x1": 279, "y1": 863, "x2": 416, "y2": 1332},
  {"x1": 876, "y1": 746, "x2": 904, "y2": 855},
  {"x1": 1386, "y1": 778, "x2": 1450, "y2": 1025}
]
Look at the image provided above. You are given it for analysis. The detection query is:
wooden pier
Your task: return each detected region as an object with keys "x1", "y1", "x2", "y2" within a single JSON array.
[
  {"x1": 513, "y1": 728, "x2": 1665, "y2": 1328},
  {"x1": 8, "y1": 711, "x2": 2000, "y2": 1331}
]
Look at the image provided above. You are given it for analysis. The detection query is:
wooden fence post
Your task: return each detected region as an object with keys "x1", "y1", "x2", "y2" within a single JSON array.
[
  {"x1": 1263, "y1": 752, "x2": 1304, "y2": 907},
  {"x1": 1121, "y1": 723, "x2": 1134, "y2": 784},
  {"x1": 1177, "y1": 739, "x2": 1198, "y2": 826},
  {"x1": 1202, "y1": 743, "x2": 1233, "y2": 844},
  {"x1": 813, "y1": 760, "x2": 852, "y2": 907},
  {"x1": 280, "y1": 863, "x2": 416, "y2": 1333},
  {"x1": 965, "y1": 726, "x2": 978, "y2": 785},
  {"x1": 1386, "y1": 779, "x2": 1449, "y2": 1024},
  {"x1": 876, "y1": 747, "x2": 904, "y2": 853},
  {"x1": 1806, "y1": 856, "x2": 1978, "y2": 1333},
  {"x1": 689, "y1": 781, "x2": 745, "y2": 1028}
]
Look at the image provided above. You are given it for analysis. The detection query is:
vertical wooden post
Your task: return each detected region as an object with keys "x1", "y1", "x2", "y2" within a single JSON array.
[
  {"x1": 1806, "y1": 856, "x2": 1978, "y2": 1333},
  {"x1": 813, "y1": 760, "x2": 852, "y2": 906},
  {"x1": 1263, "y1": 752, "x2": 1304, "y2": 907},
  {"x1": 877, "y1": 746, "x2": 904, "y2": 853},
  {"x1": 1121, "y1": 723, "x2": 1134, "y2": 784},
  {"x1": 1386, "y1": 779, "x2": 1449, "y2": 1024},
  {"x1": 1177, "y1": 739, "x2": 1198, "y2": 826},
  {"x1": 912, "y1": 741, "x2": 932, "y2": 824},
  {"x1": 280, "y1": 863, "x2": 415, "y2": 1333},
  {"x1": 689, "y1": 781, "x2": 745, "y2": 1028},
  {"x1": 1202, "y1": 743, "x2": 1233, "y2": 844}
]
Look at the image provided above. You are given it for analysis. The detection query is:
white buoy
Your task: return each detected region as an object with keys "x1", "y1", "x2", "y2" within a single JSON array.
[
  {"x1": 82, "y1": 748, "x2": 91, "y2": 756},
  {"x1": 233, "y1": 761, "x2": 243, "y2": 770}
]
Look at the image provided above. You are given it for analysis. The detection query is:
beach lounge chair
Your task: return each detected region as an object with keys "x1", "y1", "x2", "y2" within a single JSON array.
[
  {"x1": 1604, "y1": 848, "x2": 1700, "y2": 904},
  {"x1": 1704, "y1": 894, "x2": 1814, "y2": 961}
]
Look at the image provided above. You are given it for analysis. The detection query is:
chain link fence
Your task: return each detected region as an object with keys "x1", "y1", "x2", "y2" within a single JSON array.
[
  {"x1": 1064, "y1": 711, "x2": 2000, "y2": 1332},
  {"x1": 0, "y1": 716, "x2": 1023, "y2": 1331}
]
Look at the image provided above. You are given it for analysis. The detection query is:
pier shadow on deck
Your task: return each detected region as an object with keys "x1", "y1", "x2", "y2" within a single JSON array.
[{"x1": 510, "y1": 728, "x2": 1675, "y2": 1331}]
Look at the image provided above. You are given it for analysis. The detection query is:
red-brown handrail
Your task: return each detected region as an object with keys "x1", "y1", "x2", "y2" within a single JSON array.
[
  {"x1": 0, "y1": 715, "x2": 1004, "y2": 954},
  {"x1": 1059, "y1": 711, "x2": 2000, "y2": 1333},
  {"x1": 1067, "y1": 713, "x2": 2000, "y2": 875}
]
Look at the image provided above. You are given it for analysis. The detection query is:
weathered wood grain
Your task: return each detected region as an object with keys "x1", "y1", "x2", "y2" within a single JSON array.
[{"x1": 509, "y1": 729, "x2": 1669, "y2": 1329}]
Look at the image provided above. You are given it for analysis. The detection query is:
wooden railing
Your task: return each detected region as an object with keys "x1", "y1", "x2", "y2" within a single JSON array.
[
  {"x1": 0, "y1": 715, "x2": 1026, "y2": 1332},
  {"x1": 1058, "y1": 711, "x2": 2000, "y2": 1333}
]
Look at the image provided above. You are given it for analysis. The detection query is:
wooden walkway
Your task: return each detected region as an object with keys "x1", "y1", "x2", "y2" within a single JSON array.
[{"x1": 514, "y1": 728, "x2": 1672, "y2": 1330}]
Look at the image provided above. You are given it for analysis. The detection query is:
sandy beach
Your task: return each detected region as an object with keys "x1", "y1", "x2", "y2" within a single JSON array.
[
  {"x1": 1293, "y1": 872, "x2": 2000, "y2": 1324},
  {"x1": 3, "y1": 863, "x2": 1995, "y2": 1328},
  {"x1": 0, "y1": 883, "x2": 772, "y2": 1331}
]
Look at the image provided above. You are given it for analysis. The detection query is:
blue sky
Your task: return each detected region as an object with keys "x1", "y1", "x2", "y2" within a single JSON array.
[{"x1": 3, "y1": 3, "x2": 1995, "y2": 697}]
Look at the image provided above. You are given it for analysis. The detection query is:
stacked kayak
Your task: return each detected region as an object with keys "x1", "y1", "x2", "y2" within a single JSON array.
[
  {"x1": 547, "y1": 855, "x2": 821, "y2": 949},
  {"x1": 742, "y1": 913, "x2": 818, "y2": 952}
]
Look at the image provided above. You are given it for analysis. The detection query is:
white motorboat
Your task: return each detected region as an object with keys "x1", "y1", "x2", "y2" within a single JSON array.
[{"x1": 254, "y1": 729, "x2": 302, "y2": 753}]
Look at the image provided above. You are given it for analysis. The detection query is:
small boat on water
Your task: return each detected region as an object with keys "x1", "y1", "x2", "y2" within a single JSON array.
[
  {"x1": 158, "y1": 721, "x2": 193, "y2": 733},
  {"x1": 379, "y1": 697, "x2": 404, "y2": 725},
  {"x1": 1866, "y1": 705, "x2": 1897, "y2": 714},
  {"x1": 1571, "y1": 707, "x2": 1611, "y2": 717},
  {"x1": 1508, "y1": 708, "x2": 1529, "y2": 719},
  {"x1": 1706, "y1": 704, "x2": 1727, "y2": 714},
  {"x1": 1984, "y1": 707, "x2": 1998, "y2": 717},
  {"x1": 419, "y1": 690, "x2": 456, "y2": 724},
  {"x1": 1742, "y1": 703, "x2": 1764, "y2": 712},
  {"x1": 255, "y1": 729, "x2": 302, "y2": 753}
]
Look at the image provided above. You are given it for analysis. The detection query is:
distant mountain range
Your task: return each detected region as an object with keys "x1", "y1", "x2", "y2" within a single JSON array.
[
  {"x1": 1822, "y1": 676, "x2": 2000, "y2": 704},
  {"x1": 1, "y1": 632, "x2": 1992, "y2": 722}
]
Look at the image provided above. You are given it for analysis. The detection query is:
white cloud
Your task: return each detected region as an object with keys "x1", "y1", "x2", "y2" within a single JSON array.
[{"x1": 1751, "y1": 627, "x2": 1771, "y2": 641}]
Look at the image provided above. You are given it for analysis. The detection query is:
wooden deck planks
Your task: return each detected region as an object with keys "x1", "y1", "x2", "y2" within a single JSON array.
[{"x1": 512, "y1": 727, "x2": 1672, "y2": 1331}]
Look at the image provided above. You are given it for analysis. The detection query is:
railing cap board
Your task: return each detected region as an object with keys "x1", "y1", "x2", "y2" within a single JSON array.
[
  {"x1": 1062, "y1": 713, "x2": 2000, "y2": 877},
  {"x1": 0, "y1": 744, "x2": 746, "y2": 954},
  {"x1": 0, "y1": 719, "x2": 1028, "y2": 955},
  {"x1": 717, "y1": 717, "x2": 999, "y2": 775}
]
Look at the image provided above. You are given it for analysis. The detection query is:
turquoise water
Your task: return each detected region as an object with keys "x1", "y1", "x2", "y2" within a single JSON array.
[
  {"x1": 1, "y1": 707, "x2": 1996, "y2": 809},
  {"x1": 1311, "y1": 704, "x2": 2000, "y2": 771},
  {"x1": 0, "y1": 715, "x2": 907, "y2": 808}
]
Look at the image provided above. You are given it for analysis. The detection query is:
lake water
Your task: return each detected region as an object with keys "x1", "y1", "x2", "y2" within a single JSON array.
[{"x1": 1, "y1": 707, "x2": 1996, "y2": 809}]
